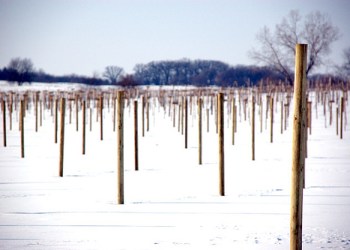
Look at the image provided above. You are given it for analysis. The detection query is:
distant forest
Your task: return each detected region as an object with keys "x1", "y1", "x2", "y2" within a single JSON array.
[{"x1": 0, "y1": 58, "x2": 341, "y2": 87}]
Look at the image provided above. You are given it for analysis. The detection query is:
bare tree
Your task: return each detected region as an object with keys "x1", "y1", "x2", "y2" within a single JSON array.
[
  {"x1": 103, "y1": 66, "x2": 124, "y2": 84},
  {"x1": 7, "y1": 57, "x2": 35, "y2": 85},
  {"x1": 250, "y1": 10, "x2": 340, "y2": 83}
]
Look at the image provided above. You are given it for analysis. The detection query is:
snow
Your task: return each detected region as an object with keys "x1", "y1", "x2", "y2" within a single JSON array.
[{"x1": 1, "y1": 82, "x2": 350, "y2": 249}]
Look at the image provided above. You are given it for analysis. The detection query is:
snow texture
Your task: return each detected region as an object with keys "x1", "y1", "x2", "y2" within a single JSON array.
[{"x1": 0, "y1": 82, "x2": 350, "y2": 249}]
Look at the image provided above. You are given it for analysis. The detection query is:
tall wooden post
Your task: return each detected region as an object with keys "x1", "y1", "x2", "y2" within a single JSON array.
[
  {"x1": 281, "y1": 101, "x2": 284, "y2": 134},
  {"x1": 270, "y1": 97, "x2": 274, "y2": 143},
  {"x1": 198, "y1": 97, "x2": 202, "y2": 165},
  {"x1": 336, "y1": 107, "x2": 339, "y2": 135},
  {"x1": 20, "y1": 100, "x2": 24, "y2": 158},
  {"x1": 54, "y1": 98, "x2": 58, "y2": 144},
  {"x1": 340, "y1": 97, "x2": 344, "y2": 139},
  {"x1": 134, "y1": 100, "x2": 139, "y2": 171},
  {"x1": 75, "y1": 95, "x2": 79, "y2": 132},
  {"x1": 35, "y1": 92, "x2": 39, "y2": 132},
  {"x1": 59, "y1": 98, "x2": 66, "y2": 177},
  {"x1": 218, "y1": 93, "x2": 225, "y2": 196},
  {"x1": 252, "y1": 96, "x2": 255, "y2": 161},
  {"x1": 100, "y1": 95, "x2": 103, "y2": 141},
  {"x1": 117, "y1": 91, "x2": 124, "y2": 204},
  {"x1": 290, "y1": 44, "x2": 307, "y2": 250},
  {"x1": 232, "y1": 98, "x2": 235, "y2": 145},
  {"x1": 184, "y1": 96, "x2": 188, "y2": 149},
  {"x1": 82, "y1": 100, "x2": 86, "y2": 155},
  {"x1": 2, "y1": 100, "x2": 7, "y2": 147},
  {"x1": 142, "y1": 96, "x2": 145, "y2": 137}
]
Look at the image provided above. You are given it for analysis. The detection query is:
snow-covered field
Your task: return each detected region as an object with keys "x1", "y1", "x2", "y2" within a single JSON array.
[{"x1": 0, "y1": 82, "x2": 350, "y2": 249}]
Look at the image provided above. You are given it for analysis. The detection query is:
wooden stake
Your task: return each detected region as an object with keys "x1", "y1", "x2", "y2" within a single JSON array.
[
  {"x1": 184, "y1": 96, "x2": 188, "y2": 149},
  {"x1": 117, "y1": 91, "x2": 124, "y2": 204},
  {"x1": 218, "y1": 93, "x2": 225, "y2": 196},
  {"x1": 100, "y1": 96, "x2": 103, "y2": 141},
  {"x1": 82, "y1": 100, "x2": 86, "y2": 155},
  {"x1": 2, "y1": 100, "x2": 7, "y2": 147},
  {"x1": 134, "y1": 100, "x2": 139, "y2": 171},
  {"x1": 232, "y1": 98, "x2": 235, "y2": 145},
  {"x1": 35, "y1": 92, "x2": 39, "y2": 132},
  {"x1": 54, "y1": 98, "x2": 58, "y2": 144},
  {"x1": 20, "y1": 100, "x2": 24, "y2": 158},
  {"x1": 270, "y1": 97, "x2": 274, "y2": 143},
  {"x1": 198, "y1": 97, "x2": 202, "y2": 165},
  {"x1": 252, "y1": 96, "x2": 255, "y2": 161},
  {"x1": 290, "y1": 44, "x2": 307, "y2": 250},
  {"x1": 59, "y1": 98, "x2": 66, "y2": 177},
  {"x1": 340, "y1": 97, "x2": 344, "y2": 139}
]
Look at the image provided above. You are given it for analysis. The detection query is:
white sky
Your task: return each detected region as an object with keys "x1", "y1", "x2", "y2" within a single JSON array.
[{"x1": 0, "y1": 0, "x2": 349, "y2": 76}]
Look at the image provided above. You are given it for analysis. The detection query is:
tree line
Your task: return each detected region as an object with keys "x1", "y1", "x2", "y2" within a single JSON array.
[{"x1": 0, "y1": 57, "x2": 285, "y2": 87}]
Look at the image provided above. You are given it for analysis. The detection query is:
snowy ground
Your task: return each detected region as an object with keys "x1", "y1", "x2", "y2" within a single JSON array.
[{"x1": 1, "y1": 83, "x2": 350, "y2": 249}]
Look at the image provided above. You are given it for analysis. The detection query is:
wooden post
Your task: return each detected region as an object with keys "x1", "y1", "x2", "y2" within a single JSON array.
[
  {"x1": 35, "y1": 92, "x2": 39, "y2": 132},
  {"x1": 59, "y1": 98, "x2": 66, "y2": 177},
  {"x1": 134, "y1": 100, "x2": 139, "y2": 171},
  {"x1": 290, "y1": 43, "x2": 307, "y2": 250},
  {"x1": 75, "y1": 95, "x2": 79, "y2": 132},
  {"x1": 89, "y1": 106, "x2": 92, "y2": 132},
  {"x1": 100, "y1": 95, "x2": 103, "y2": 141},
  {"x1": 20, "y1": 100, "x2": 24, "y2": 158},
  {"x1": 232, "y1": 98, "x2": 235, "y2": 145},
  {"x1": 113, "y1": 96, "x2": 116, "y2": 132},
  {"x1": 2, "y1": 100, "x2": 7, "y2": 147},
  {"x1": 336, "y1": 107, "x2": 339, "y2": 135},
  {"x1": 206, "y1": 108, "x2": 209, "y2": 133},
  {"x1": 117, "y1": 91, "x2": 124, "y2": 204},
  {"x1": 307, "y1": 101, "x2": 312, "y2": 135},
  {"x1": 146, "y1": 96, "x2": 150, "y2": 132},
  {"x1": 54, "y1": 98, "x2": 58, "y2": 144},
  {"x1": 198, "y1": 97, "x2": 202, "y2": 165},
  {"x1": 252, "y1": 96, "x2": 255, "y2": 161},
  {"x1": 82, "y1": 100, "x2": 86, "y2": 155},
  {"x1": 270, "y1": 97, "x2": 274, "y2": 143},
  {"x1": 142, "y1": 96, "x2": 145, "y2": 137},
  {"x1": 218, "y1": 93, "x2": 225, "y2": 196},
  {"x1": 184, "y1": 96, "x2": 188, "y2": 149},
  {"x1": 340, "y1": 97, "x2": 344, "y2": 139},
  {"x1": 281, "y1": 101, "x2": 284, "y2": 134}
]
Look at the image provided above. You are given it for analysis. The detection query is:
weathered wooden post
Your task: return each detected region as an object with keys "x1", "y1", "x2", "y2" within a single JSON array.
[
  {"x1": 206, "y1": 108, "x2": 209, "y2": 133},
  {"x1": 281, "y1": 101, "x2": 284, "y2": 134},
  {"x1": 252, "y1": 96, "x2": 255, "y2": 161},
  {"x1": 100, "y1": 95, "x2": 103, "y2": 141},
  {"x1": 82, "y1": 100, "x2": 86, "y2": 155},
  {"x1": 307, "y1": 101, "x2": 312, "y2": 135},
  {"x1": 340, "y1": 97, "x2": 344, "y2": 139},
  {"x1": 270, "y1": 97, "x2": 274, "y2": 143},
  {"x1": 59, "y1": 98, "x2": 66, "y2": 177},
  {"x1": 290, "y1": 44, "x2": 307, "y2": 250},
  {"x1": 146, "y1": 96, "x2": 150, "y2": 132},
  {"x1": 198, "y1": 97, "x2": 202, "y2": 165},
  {"x1": 142, "y1": 96, "x2": 145, "y2": 137},
  {"x1": 184, "y1": 96, "x2": 188, "y2": 149},
  {"x1": 20, "y1": 99, "x2": 25, "y2": 158},
  {"x1": 134, "y1": 100, "x2": 139, "y2": 171},
  {"x1": 117, "y1": 91, "x2": 124, "y2": 204},
  {"x1": 35, "y1": 92, "x2": 39, "y2": 132},
  {"x1": 218, "y1": 93, "x2": 225, "y2": 196},
  {"x1": 54, "y1": 98, "x2": 58, "y2": 144},
  {"x1": 2, "y1": 100, "x2": 7, "y2": 147},
  {"x1": 75, "y1": 95, "x2": 79, "y2": 132},
  {"x1": 336, "y1": 107, "x2": 339, "y2": 135}
]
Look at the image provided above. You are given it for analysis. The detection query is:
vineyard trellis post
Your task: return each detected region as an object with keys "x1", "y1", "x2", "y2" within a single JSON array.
[{"x1": 290, "y1": 43, "x2": 308, "y2": 250}]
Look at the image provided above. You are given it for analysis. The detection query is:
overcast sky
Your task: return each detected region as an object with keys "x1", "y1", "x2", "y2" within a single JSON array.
[{"x1": 0, "y1": 0, "x2": 349, "y2": 76}]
